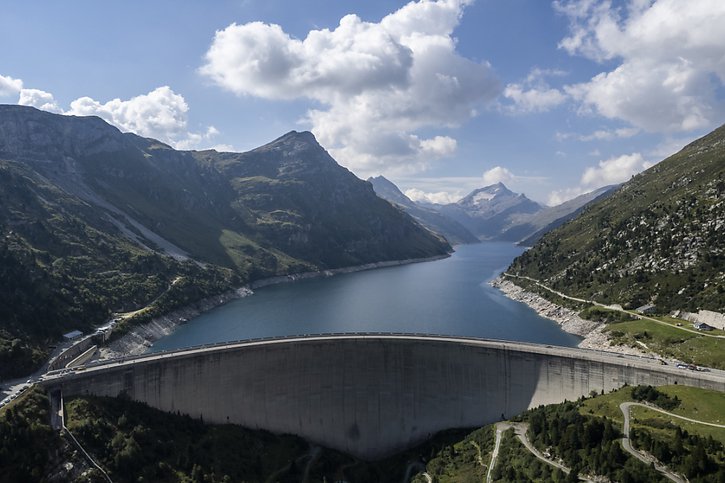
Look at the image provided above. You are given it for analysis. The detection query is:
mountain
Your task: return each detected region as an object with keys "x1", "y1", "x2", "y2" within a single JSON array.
[
  {"x1": 0, "y1": 105, "x2": 450, "y2": 377},
  {"x1": 373, "y1": 179, "x2": 617, "y2": 244},
  {"x1": 437, "y1": 183, "x2": 543, "y2": 240},
  {"x1": 368, "y1": 175, "x2": 479, "y2": 244},
  {"x1": 509, "y1": 185, "x2": 618, "y2": 246},
  {"x1": 509, "y1": 123, "x2": 725, "y2": 313}
]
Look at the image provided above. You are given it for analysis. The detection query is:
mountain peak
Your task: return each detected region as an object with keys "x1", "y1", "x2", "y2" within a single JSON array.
[
  {"x1": 367, "y1": 175, "x2": 397, "y2": 190},
  {"x1": 255, "y1": 130, "x2": 324, "y2": 157},
  {"x1": 368, "y1": 175, "x2": 413, "y2": 207},
  {"x1": 276, "y1": 130, "x2": 318, "y2": 143},
  {"x1": 458, "y1": 182, "x2": 517, "y2": 206}
]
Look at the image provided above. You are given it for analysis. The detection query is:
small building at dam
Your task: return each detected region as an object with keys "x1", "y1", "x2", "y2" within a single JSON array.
[{"x1": 42, "y1": 334, "x2": 725, "y2": 459}]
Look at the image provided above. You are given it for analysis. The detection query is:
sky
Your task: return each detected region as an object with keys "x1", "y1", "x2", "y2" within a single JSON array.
[{"x1": 2, "y1": 0, "x2": 724, "y2": 205}]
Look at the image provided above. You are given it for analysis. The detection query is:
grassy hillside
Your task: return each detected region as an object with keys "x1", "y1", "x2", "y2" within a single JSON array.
[{"x1": 510, "y1": 124, "x2": 725, "y2": 313}]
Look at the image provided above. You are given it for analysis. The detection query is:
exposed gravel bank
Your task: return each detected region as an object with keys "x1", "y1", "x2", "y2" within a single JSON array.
[
  {"x1": 99, "y1": 287, "x2": 253, "y2": 359},
  {"x1": 490, "y1": 276, "x2": 649, "y2": 357}
]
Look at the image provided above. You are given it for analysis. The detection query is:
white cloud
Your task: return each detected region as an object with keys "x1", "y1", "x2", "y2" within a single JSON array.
[
  {"x1": 558, "y1": 0, "x2": 725, "y2": 132},
  {"x1": 580, "y1": 127, "x2": 639, "y2": 141},
  {"x1": 405, "y1": 188, "x2": 462, "y2": 205},
  {"x1": 200, "y1": 0, "x2": 500, "y2": 175},
  {"x1": 0, "y1": 72, "x2": 220, "y2": 150},
  {"x1": 580, "y1": 152, "x2": 651, "y2": 188},
  {"x1": 18, "y1": 88, "x2": 62, "y2": 113},
  {"x1": 503, "y1": 84, "x2": 566, "y2": 113},
  {"x1": 482, "y1": 166, "x2": 515, "y2": 185},
  {"x1": 503, "y1": 68, "x2": 567, "y2": 113},
  {"x1": 547, "y1": 187, "x2": 586, "y2": 206},
  {"x1": 0, "y1": 74, "x2": 23, "y2": 97},
  {"x1": 68, "y1": 86, "x2": 200, "y2": 146},
  {"x1": 548, "y1": 151, "x2": 653, "y2": 205},
  {"x1": 556, "y1": 126, "x2": 640, "y2": 142}
]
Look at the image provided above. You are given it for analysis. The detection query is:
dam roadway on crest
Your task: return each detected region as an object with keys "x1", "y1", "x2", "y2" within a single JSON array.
[{"x1": 41, "y1": 334, "x2": 725, "y2": 460}]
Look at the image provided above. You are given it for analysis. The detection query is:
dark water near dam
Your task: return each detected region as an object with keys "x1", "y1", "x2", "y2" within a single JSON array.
[{"x1": 150, "y1": 242, "x2": 581, "y2": 352}]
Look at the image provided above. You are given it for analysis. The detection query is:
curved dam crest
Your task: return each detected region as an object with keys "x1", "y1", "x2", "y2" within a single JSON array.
[{"x1": 44, "y1": 334, "x2": 725, "y2": 460}]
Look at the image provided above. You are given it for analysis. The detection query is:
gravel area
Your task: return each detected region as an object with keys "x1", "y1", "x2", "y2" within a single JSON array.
[{"x1": 490, "y1": 277, "x2": 649, "y2": 357}]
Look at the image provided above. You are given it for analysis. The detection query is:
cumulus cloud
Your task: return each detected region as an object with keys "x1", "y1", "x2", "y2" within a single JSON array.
[
  {"x1": 548, "y1": 152, "x2": 653, "y2": 205},
  {"x1": 405, "y1": 188, "x2": 462, "y2": 205},
  {"x1": 67, "y1": 86, "x2": 215, "y2": 148},
  {"x1": 503, "y1": 68, "x2": 567, "y2": 113},
  {"x1": 557, "y1": 0, "x2": 725, "y2": 132},
  {"x1": 0, "y1": 74, "x2": 23, "y2": 97},
  {"x1": 200, "y1": 0, "x2": 500, "y2": 174},
  {"x1": 580, "y1": 152, "x2": 652, "y2": 187},
  {"x1": 0, "y1": 73, "x2": 219, "y2": 150},
  {"x1": 18, "y1": 88, "x2": 62, "y2": 113},
  {"x1": 482, "y1": 166, "x2": 515, "y2": 185}
]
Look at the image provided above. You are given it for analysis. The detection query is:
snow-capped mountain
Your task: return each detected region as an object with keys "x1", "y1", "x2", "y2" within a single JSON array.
[{"x1": 438, "y1": 183, "x2": 542, "y2": 240}]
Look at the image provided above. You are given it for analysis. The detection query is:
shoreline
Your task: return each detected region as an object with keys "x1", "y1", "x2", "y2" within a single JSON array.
[
  {"x1": 99, "y1": 253, "x2": 450, "y2": 359},
  {"x1": 489, "y1": 276, "x2": 650, "y2": 358}
]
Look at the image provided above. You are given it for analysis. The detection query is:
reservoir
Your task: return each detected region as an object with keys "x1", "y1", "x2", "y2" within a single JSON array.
[{"x1": 150, "y1": 242, "x2": 581, "y2": 352}]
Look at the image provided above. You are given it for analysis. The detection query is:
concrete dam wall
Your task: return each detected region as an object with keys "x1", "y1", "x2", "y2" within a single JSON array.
[{"x1": 44, "y1": 335, "x2": 725, "y2": 459}]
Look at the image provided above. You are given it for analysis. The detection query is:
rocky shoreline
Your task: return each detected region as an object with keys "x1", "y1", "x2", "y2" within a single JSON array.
[
  {"x1": 489, "y1": 276, "x2": 649, "y2": 357},
  {"x1": 99, "y1": 287, "x2": 254, "y2": 359},
  {"x1": 99, "y1": 254, "x2": 450, "y2": 359}
]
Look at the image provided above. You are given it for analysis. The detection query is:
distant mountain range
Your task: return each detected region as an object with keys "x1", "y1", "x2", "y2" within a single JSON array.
[
  {"x1": 367, "y1": 176, "x2": 478, "y2": 244},
  {"x1": 437, "y1": 183, "x2": 543, "y2": 240},
  {"x1": 509, "y1": 122, "x2": 725, "y2": 313},
  {"x1": 369, "y1": 176, "x2": 617, "y2": 245},
  {"x1": 0, "y1": 105, "x2": 449, "y2": 377}
]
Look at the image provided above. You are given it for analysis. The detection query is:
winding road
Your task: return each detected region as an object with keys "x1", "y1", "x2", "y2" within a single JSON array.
[
  {"x1": 618, "y1": 401, "x2": 725, "y2": 483},
  {"x1": 488, "y1": 422, "x2": 594, "y2": 482},
  {"x1": 619, "y1": 402, "x2": 686, "y2": 483}
]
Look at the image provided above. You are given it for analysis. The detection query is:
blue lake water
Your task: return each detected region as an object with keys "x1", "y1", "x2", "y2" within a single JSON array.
[{"x1": 150, "y1": 242, "x2": 581, "y2": 352}]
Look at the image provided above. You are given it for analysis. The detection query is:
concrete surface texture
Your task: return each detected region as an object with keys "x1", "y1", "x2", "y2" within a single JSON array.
[{"x1": 43, "y1": 334, "x2": 725, "y2": 459}]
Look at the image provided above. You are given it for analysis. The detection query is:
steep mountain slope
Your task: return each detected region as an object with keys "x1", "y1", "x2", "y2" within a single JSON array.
[
  {"x1": 0, "y1": 146, "x2": 237, "y2": 378},
  {"x1": 509, "y1": 124, "x2": 725, "y2": 312},
  {"x1": 0, "y1": 105, "x2": 449, "y2": 377},
  {"x1": 368, "y1": 175, "x2": 479, "y2": 244},
  {"x1": 195, "y1": 134, "x2": 450, "y2": 268},
  {"x1": 438, "y1": 183, "x2": 543, "y2": 240},
  {"x1": 510, "y1": 185, "x2": 618, "y2": 246}
]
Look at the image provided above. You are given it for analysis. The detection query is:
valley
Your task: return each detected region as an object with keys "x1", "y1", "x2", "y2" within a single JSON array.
[
  {"x1": 2, "y1": 1, "x2": 725, "y2": 481},
  {"x1": 0, "y1": 87, "x2": 723, "y2": 483}
]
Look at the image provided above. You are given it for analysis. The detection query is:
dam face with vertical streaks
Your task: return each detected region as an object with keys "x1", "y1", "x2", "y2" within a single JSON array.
[{"x1": 42, "y1": 334, "x2": 725, "y2": 459}]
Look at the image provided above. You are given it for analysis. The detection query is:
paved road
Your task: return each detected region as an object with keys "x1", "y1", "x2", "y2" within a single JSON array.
[
  {"x1": 489, "y1": 422, "x2": 594, "y2": 482},
  {"x1": 503, "y1": 273, "x2": 725, "y2": 340},
  {"x1": 619, "y1": 402, "x2": 686, "y2": 483},
  {"x1": 0, "y1": 336, "x2": 86, "y2": 407}
]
